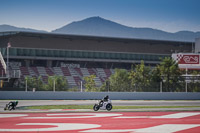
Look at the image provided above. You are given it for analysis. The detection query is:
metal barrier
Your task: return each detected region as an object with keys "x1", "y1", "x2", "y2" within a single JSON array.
[{"x1": 0, "y1": 91, "x2": 200, "y2": 100}]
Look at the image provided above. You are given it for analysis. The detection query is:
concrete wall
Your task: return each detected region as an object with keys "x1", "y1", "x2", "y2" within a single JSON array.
[
  {"x1": 195, "y1": 38, "x2": 200, "y2": 53},
  {"x1": 0, "y1": 91, "x2": 200, "y2": 100}
]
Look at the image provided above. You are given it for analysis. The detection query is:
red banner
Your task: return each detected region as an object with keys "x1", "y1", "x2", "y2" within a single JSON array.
[{"x1": 178, "y1": 55, "x2": 199, "y2": 64}]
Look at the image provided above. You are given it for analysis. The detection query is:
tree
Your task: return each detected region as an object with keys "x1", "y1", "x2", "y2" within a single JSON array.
[
  {"x1": 109, "y1": 69, "x2": 130, "y2": 91},
  {"x1": 129, "y1": 61, "x2": 151, "y2": 91},
  {"x1": 45, "y1": 76, "x2": 68, "y2": 91},
  {"x1": 84, "y1": 75, "x2": 98, "y2": 92},
  {"x1": 151, "y1": 66, "x2": 162, "y2": 91},
  {"x1": 24, "y1": 76, "x2": 44, "y2": 91},
  {"x1": 55, "y1": 76, "x2": 68, "y2": 91},
  {"x1": 157, "y1": 57, "x2": 182, "y2": 92},
  {"x1": 187, "y1": 71, "x2": 200, "y2": 92}
]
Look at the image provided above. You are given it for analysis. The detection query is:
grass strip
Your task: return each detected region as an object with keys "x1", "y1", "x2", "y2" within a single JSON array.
[{"x1": 25, "y1": 105, "x2": 200, "y2": 110}]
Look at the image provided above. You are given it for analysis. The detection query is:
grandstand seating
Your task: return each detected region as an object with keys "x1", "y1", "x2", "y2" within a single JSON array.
[
  {"x1": 37, "y1": 67, "x2": 47, "y2": 76},
  {"x1": 66, "y1": 76, "x2": 77, "y2": 86},
  {"x1": 61, "y1": 67, "x2": 71, "y2": 76},
  {"x1": 15, "y1": 66, "x2": 115, "y2": 87},
  {"x1": 74, "y1": 68, "x2": 83, "y2": 76},
  {"x1": 20, "y1": 67, "x2": 29, "y2": 77},
  {"x1": 45, "y1": 67, "x2": 54, "y2": 76},
  {"x1": 80, "y1": 68, "x2": 90, "y2": 77},
  {"x1": 53, "y1": 67, "x2": 64, "y2": 76}
]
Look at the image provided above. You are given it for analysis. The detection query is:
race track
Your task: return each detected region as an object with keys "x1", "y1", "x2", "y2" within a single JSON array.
[
  {"x1": 0, "y1": 112, "x2": 200, "y2": 133},
  {"x1": 1, "y1": 100, "x2": 200, "y2": 107}
]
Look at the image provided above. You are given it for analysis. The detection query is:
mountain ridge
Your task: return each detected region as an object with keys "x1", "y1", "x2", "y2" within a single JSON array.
[
  {"x1": 52, "y1": 16, "x2": 200, "y2": 42},
  {"x1": 0, "y1": 17, "x2": 200, "y2": 42},
  {"x1": 0, "y1": 24, "x2": 46, "y2": 33}
]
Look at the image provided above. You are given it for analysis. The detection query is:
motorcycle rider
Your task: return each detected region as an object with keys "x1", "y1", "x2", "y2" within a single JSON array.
[
  {"x1": 8, "y1": 101, "x2": 18, "y2": 110},
  {"x1": 99, "y1": 95, "x2": 110, "y2": 106},
  {"x1": 103, "y1": 95, "x2": 109, "y2": 102}
]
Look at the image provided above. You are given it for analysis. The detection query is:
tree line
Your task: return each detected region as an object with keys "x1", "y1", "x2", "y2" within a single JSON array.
[
  {"x1": 84, "y1": 57, "x2": 200, "y2": 92},
  {"x1": 23, "y1": 57, "x2": 200, "y2": 92}
]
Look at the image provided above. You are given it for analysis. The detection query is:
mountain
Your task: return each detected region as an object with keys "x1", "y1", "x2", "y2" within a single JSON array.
[
  {"x1": 52, "y1": 16, "x2": 200, "y2": 42},
  {"x1": 0, "y1": 24, "x2": 46, "y2": 33},
  {"x1": 0, "y1": 17, "x2": 200, "y2": 42}
]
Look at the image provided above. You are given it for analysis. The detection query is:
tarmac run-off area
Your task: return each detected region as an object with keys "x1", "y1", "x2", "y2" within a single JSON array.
[{"x1": 0, "y1": 111, "x2": 200, "y2": 133}]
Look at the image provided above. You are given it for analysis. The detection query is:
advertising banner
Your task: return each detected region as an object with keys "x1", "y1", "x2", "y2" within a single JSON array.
[{"x1": 172, "y1": 53, "x2": 200, "y2": 70}]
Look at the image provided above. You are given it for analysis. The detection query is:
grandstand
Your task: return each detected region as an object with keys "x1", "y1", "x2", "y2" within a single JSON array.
[{"x1": 0, "y1": 31, "x2": 194, "y2": 88}]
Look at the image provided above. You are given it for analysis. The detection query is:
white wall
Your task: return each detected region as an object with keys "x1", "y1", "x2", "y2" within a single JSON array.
[{"x1": 195, "y1": 38, "x2": 200, "y2": 53}]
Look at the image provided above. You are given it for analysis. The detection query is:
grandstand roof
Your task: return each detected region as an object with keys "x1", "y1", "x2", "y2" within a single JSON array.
[{"x1": 0, "y1": 31, "x2": 193, "y2": 54}]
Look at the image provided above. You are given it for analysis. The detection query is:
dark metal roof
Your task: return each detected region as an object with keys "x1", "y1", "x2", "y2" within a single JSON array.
[{"x1": 0, "y1": 31, "x2": 194, "y2": 44}]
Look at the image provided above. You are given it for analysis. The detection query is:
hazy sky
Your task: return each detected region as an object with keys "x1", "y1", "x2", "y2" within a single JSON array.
[{"x1": 0, "y1": 0, "x2": 200, "y2": 32}]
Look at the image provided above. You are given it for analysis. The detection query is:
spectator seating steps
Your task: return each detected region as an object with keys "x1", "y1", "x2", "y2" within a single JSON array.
[
  {"x1": 66, "y1": 76, "x2": 76, "y2": 86},
  {"x1": 28, "y1": 67, "x2": 37, "y2": 76},
  {"x1": 53, "y1": 67, "x2": 64, "y2": 76},
  {"x1": 80, "y1": 68, "x2": 90, "y2": 77},
  {"x1": 45, "y1": 67, "x2": 54, "y2": 76},
  {"x1": 88, "y1": 68, "x2": 97, "y2": 76},
  {"x1": 96, "y1": 68, "x2": 107, "y2": 78},
  {"x1": 94, "y1": 77, "x2": 102, "y2": 86},
  {"x1": 61, "y1": 67, "x2": 71, "y2": 76},
  {"x1": 74, "y1": 68, "x2": 83, "y2": 76},
  {"x1": 37, "y1": 67, "x2": 48, "y2": 76},
  {"x1": 18, "y1": 66, "x2": 116, "y2": 87},
  {"x1": 74, "y1": 76, "x2": 81, "y2": 85},
  {"x1": 31, "y1": 67, "x2": 39, "y2": 76}
]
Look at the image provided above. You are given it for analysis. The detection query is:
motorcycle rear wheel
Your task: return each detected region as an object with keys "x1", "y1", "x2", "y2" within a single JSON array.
[{"x1": 106, "y1": 103, "x2": 112, "y2": 111}]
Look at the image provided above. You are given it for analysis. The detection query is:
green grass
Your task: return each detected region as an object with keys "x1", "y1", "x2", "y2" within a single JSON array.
[
  {"x1": 25, "y1": 105, "x2": 200, "y2": 110},
  {"x1": 26, "y1": 105, "x2": 93, "y2": 109},
  {"x1": 113, "y1": 106, "x2": 200, "y2": 109}
]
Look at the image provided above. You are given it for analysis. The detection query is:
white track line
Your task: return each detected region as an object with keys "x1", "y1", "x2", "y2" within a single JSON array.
[
  {"x1": 81, "y1": 124, "x2": 200, "y2": 133},
  {"x1": 115, "y1": 112, "x2": 200, "y2": 119}
]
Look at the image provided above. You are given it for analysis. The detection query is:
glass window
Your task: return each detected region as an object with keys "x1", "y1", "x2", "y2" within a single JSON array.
[
  {"x1": 54, "y1": 50, "x2": 59, "y2": 57},
  {"x1": 104, "y1": 52, "x2": 109, "y2": 59},
  {"x1": 60, "y1": 50, "x2": 65, "y2": 57},
  {"x1": 99, "y1": 52, "x2": 104, "y2": 59}
]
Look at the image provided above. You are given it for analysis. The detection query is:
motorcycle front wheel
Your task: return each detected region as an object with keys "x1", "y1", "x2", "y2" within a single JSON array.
[
  {"x1": 93, "y1": 104, "x2": 100, "y2": 111},
  {"x1": 4, "y1": 104, "x2": 8, "y2": 110}
]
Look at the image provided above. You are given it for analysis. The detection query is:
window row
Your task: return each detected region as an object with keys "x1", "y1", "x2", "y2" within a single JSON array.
[{"x1": 0, "y1": 48, "x2": 169, "y2": 61}]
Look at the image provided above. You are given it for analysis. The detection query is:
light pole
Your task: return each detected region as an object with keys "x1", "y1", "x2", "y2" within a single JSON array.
[
  {"x1": 185, "y1": 81, "x2": 188, "y2": 93},
  {"x1": 53, "y1": 78, "x2": 56, "y2": 92},
  {"x1": 80, "y1": 80, "x2": 83, "y2": 92},
  {"x1": 160, "y1": 81, "x2": 162, "y2": 92},
  {"x1": 25, "y1": 79, "x2": 27, "y2": 92},
  {"x1": 7, "y1": 42, "x2": 11, "y2": 78}
]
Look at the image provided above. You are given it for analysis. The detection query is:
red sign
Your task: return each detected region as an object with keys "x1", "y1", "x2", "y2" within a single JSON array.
[{"x1": 178, "y1": 55, "x2": 199, "y2": 64}]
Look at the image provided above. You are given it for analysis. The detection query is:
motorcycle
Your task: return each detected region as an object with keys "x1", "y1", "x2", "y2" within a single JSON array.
[
  {"x1": 4, "y1": 101, "x2": 18, "y2": 111},
  {"x1": 4, "y1": 103, "x2": 13, "y2": 111},
  {"x1": 93, "y1": 99, "x2": 112, "y2": 111}
]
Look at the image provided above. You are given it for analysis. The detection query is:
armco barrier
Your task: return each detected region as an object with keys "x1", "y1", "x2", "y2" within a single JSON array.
[{"x1": 0, "y1": 91, "x2": 200, "y2": 100}]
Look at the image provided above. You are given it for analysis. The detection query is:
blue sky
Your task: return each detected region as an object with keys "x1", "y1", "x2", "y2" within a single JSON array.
[{"x1": 0, "y1": 0, "x2": 200, "y2": 32}]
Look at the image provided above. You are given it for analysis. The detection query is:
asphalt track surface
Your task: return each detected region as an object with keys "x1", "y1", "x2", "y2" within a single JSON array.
[
  {"x1": 1, "y1": 100, "x2": 200, "y2": 112},
  {"x1": 0, "y1": 111, "x2": 200, "y2": 132},
  {"x1": 1, "y1": 100, "x2": 200, "y2": 133},
  {"x1": 1, "y1": 100, "x2": 200, "y2": 106}
]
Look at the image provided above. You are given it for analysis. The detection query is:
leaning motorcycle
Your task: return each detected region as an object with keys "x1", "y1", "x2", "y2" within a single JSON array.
[
  {"x1": 4, "y1": 103, "x2": 13, "y2": 111},
  {"x1": 93, "y1": 99, "x2": 112, "y2": 111}
]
